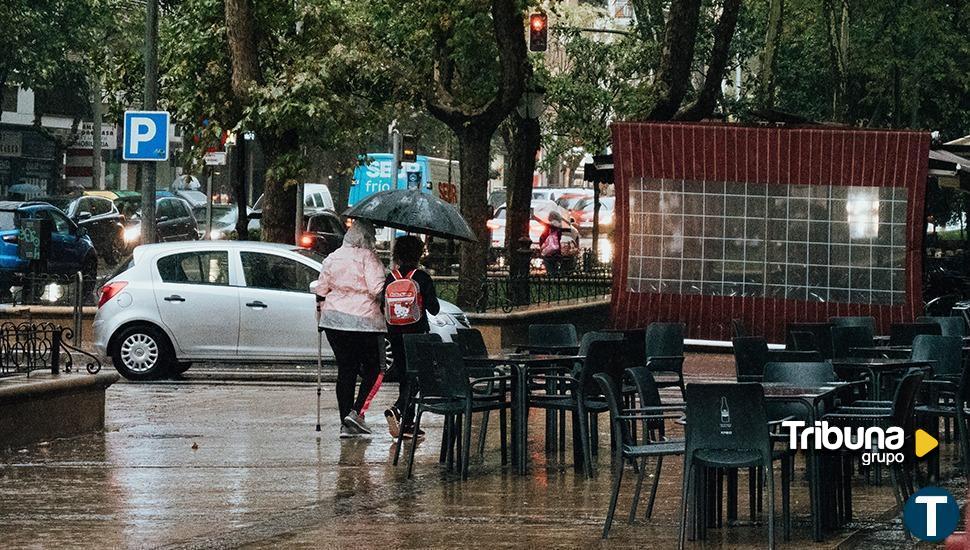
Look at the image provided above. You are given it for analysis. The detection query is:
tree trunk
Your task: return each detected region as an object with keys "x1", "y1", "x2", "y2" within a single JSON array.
[
  {"x1": 644, "y1": 0, "x2": 703, "y2": 120},
  {"x1": 755, "y1": 0, "x2": 784, "y2": 110},
  {"x1": 675, "y1": 0, "x2": 742, "y2": 120},
  {"x1": 260, "y1": 131, "x2": 299, "y2": 243},
  {"x1": 505, "y1": 113, "x2": 541, "y2": 305},
  {"x1": 231, "y1": 142, "x2": 250, "y2": 240},
  {"x1": 455, "y1": 129, "x2": 493, "y2": 310},
  {"x1": 224, "y1": 0, "x2": 260, "y2": 101}
]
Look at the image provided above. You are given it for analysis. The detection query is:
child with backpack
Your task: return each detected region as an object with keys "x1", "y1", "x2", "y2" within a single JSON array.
[{"x1": 382, "y1": 235, "x2": 440, "y2": 439}]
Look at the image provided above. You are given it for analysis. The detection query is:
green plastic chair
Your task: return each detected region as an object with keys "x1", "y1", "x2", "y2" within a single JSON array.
[
  {"x1": 831, "y1": 325, "x2": 874, "y2": 359},
  {"x1": 528, "y1": 323, "x2": 578, "y2": 347},
  {"x1": 645, "y1": 322, "x2": 686, "y2": 397},
  {"x1": 917, "y1": 316, "x2": 968, "y2": 338}
]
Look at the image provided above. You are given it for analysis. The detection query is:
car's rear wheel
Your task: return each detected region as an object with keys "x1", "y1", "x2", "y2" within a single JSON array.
[{"x1": 111, "y1": 324, "x2": 173, "y2": 381}]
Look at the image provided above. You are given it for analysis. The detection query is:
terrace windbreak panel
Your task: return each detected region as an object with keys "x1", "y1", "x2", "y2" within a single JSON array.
[{"x1": 610, "y1": 123, "x2": 929, "y2": 342}]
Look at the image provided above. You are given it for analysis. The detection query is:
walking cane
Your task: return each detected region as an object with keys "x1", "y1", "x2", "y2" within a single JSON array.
[
  {"x1": 316, "y1": 326, "x2": 323, "y2": 432},
  {"x1": 315, "y1": 300, "x2": 323, "y2": 432}
]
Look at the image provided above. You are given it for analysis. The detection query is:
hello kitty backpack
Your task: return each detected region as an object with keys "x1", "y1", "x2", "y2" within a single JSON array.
[{"x1": 384, "y1": 269, "x2": 423, "y2": 326}]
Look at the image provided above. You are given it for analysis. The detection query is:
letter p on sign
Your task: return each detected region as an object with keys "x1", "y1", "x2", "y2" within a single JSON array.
[{"x1": 123, "y1": 111, "x2": 170, "y2": 161}]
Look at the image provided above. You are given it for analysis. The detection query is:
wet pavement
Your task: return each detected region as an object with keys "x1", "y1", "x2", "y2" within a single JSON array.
[{"x1": 0, "y1": 355, "x2": 964, "y2": 549}]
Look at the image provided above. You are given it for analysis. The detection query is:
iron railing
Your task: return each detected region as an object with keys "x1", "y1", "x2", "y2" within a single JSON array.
[
  {"x1": 437, "y1": 269, "x2": 612, "y2": 313},
  {"x1": 0, "y1": 322, "x2": 101, "y2": 377}
]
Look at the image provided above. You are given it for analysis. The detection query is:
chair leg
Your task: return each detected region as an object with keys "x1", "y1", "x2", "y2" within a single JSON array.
[
  {"x1": 629, "y1": 457, "x2": 647, "y2": 523},
  {"x1": 439, "y1": 414, "x2": 450, "y2": 464},
  {"x1": 603, "y1": 450, "x2": 625, "y2": 538},
  {"x1": 477, "y1": 411, "x2": 490, "y2": 456},
  {"x1": 958, "y1": 411, "x2": 970, "y2": 480},
  {"x1": 678, "y1": 462, "x2": 692, "y2": 550},
  {"x1": 748, "y1": 467, "x2": 756, "y2": 521},
  {"x1": 499, "y1": 405, "x2": 508, "y2": 466},
  {"x1": 767, "y1": 463, "x2": 776, "y2": 550},
  {"x1": 393, "y1": 388, "x2": 414, "y2": 466},
  {"x1": 590, "y1": 413, "x2": 599, "y2": 456},
  {"x1": 646, "y1": 456, "x2": 664, "y2": 519},
  {"x1": 406, "y1": 407, "x2": 425, "y2": 479},
  {"x1": 462, "y1": 407, "x2": 473, "y2": 480},
  {"x1": 576, "y1": 404, "x2": 594, "y2": 479},
  {"x1": 781, "y1": 456, "x2": 791, "y2": 541}
]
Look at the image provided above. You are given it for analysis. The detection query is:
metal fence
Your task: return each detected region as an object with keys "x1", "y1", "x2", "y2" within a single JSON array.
[
  {"x1": 437, "y1": 268, "x2": 612, "y2": 313},
  {"x1": 0, "y1": 322, "x2": 101, "y2": 377}
]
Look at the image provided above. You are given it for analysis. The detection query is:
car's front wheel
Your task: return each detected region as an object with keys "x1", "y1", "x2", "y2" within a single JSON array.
[{"x1": 111, "y1": 324, "x2": 174, "y2": 381}]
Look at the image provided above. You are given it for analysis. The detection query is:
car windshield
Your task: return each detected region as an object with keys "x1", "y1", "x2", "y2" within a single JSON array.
[
  {"x1": 252, "y1": 194, "x2": 264, "y2": 210},
  {"x1": 293, "y1": 247, "x2": 325, "y2": 264},
  {"x1": 41, "y1": 197, "x2": 72, "y2": 211},
  {"x1": 192, "y1": 205, "x2": 236, "y2": 224}
]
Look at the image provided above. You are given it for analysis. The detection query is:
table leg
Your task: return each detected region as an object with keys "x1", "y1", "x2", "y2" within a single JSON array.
[{"x1": 518, "y1": 365, "x2": 529, "y2": 474}]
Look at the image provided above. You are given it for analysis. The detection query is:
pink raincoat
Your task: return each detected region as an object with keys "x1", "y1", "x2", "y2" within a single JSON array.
[{"x1": 314, "y1": 245, "x2": 386, "y2": 333}]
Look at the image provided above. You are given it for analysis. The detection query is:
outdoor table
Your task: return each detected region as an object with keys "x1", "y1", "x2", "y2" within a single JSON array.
[
  {"x1": 830, "y1": 358, "x2": 933, "y2": 401},
  {"x1": 762, "y1": 381, "x2": 864, "y2": 541},
  {"x1": 515, "y1": 343, "x2": 581, "y2": 355},
  {"x1": 463, "y1": 352, "x2": 583, "y2": 474}
]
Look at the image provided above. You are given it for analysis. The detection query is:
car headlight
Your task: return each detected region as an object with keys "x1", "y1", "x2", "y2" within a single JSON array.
[
  {"x1": 123, "y1": 226, "x2": 140, "y2": 243},
  {"x1": 210, "y1": 229, "x2": 224, "y2": 240}
]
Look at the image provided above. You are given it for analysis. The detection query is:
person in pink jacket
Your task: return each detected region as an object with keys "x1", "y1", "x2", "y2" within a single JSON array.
[{"x1": 314, "y1": 220, "x2": 387, "y2": 437}]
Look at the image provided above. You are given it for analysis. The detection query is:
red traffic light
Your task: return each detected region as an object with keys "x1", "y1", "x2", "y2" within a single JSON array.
[
  {"x1": 529, "y1": 13, "x2": 547, "y2": 52},
  {"x1": 530, "y1": 13, "x2": 546, "y2": 31}
]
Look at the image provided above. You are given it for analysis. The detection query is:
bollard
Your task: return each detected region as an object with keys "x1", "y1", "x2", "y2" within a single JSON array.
[
  {"x1": 74, "y1": 271, "x2": 83, "y2": 345},
  {"x1": 50, "y1": 327, "x2": 61, "y2": 375}
]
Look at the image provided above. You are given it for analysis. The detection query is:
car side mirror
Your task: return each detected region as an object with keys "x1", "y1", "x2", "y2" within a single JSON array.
[
  {"x1": 308, "y1": 280, "x2": 319, "y2": 292},
  {"x1": 78, "y1": 211, "x2": 92, "y2": 221}
]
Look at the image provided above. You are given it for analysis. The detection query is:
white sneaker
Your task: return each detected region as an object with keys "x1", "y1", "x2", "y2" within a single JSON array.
[
  {"x1": 339, "y1": 425, "x2": 357, "y2": 439},
  {"x1": 343, "y1": 410, "x2": 372, "y2": 434}
]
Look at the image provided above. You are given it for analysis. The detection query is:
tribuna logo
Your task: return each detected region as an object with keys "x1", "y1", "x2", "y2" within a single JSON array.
[{"x1": 781, "y1": 420, "x2": 905, "y2": 466}]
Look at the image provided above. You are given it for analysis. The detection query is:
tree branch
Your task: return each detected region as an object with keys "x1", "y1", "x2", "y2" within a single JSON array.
[
  {"x1": 675, "y1": 0, "x2": 742, "y2": 121},
  {"x1": 643, "y1": 0, "x2": 703, "y2": 120}
]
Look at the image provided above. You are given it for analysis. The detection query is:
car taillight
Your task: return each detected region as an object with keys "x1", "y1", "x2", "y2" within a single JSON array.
[
  {"x1": 299, "y1": 233, "x2": 315, "y2": 248},
  {"x1": 98, "y1": 281, "x2": 128, "y2": 308},
  {"x1": 486, "y1": 220, "x2": 500, "y2": 230}
]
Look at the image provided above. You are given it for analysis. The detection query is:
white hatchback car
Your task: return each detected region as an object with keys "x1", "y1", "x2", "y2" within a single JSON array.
[{"x1": 93, "y1": 241, "x2": 469, "y2": 380}]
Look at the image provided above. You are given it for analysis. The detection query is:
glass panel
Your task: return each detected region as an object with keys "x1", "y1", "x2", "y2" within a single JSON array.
[
  {"x1": 157, "y1": 251, "x2": 229, "y2": 285},
  {"x1": 627, "y1": 178, "x2": 907, "y2": 305}
]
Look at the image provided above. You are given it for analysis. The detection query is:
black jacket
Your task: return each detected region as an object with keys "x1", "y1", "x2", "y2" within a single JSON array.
[{"x1": 382, "y1": 265, "x2": 440, "y2": 334}]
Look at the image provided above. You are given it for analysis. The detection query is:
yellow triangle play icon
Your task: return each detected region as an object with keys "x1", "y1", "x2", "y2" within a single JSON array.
[{"x1": 915, "y1": 429, "x2": 939, "y2": 458}]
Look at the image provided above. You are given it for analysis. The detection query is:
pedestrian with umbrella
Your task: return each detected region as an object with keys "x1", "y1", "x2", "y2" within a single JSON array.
[
  {"x1": 313, "y1": 220, "x2": 387, "y2": 438},
  {"x1": 381, "y1": 235, "x2": 440, "y2": 439}
]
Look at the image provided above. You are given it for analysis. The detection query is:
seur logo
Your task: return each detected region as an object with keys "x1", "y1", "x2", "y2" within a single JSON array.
[{"x1": 903, "y1": 486, "x2": 959, "y2": 542}]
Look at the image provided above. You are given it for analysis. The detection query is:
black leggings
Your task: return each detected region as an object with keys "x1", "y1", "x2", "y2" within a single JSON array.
[{"x1": 325, "y1": 329, "x2": 383, "y2": 421}]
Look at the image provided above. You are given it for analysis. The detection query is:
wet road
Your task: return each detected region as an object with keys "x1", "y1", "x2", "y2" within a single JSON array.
[{"x1": 0, "y1": 363, "x2": 952, "y2": 549}]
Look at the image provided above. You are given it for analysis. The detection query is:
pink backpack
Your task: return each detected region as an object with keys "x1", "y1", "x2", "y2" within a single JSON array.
[{"x1": 384, "y1": 269, "x2": 424, "y2": 326}]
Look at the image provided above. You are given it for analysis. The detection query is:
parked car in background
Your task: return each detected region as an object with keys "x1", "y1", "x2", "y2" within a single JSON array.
[
  {"x1": 124, "y1": 196, "x2": 200, "y2": 246},
  {"x1": 488, "y1": 200, "x2": 577, "y2": 249},
  {"x1": 193, "y1": 204, "x2": 239, "y2": 240},
  {"x1": 248, "y1": 183, "x2": 334, "y2": 233},
  {"x1": 94, "y1": 241, "x2": 470, "y2": 380},
  {"x1": 0, "y1": 201, "x2": 98, "y2": 292},
  {"x1": 576, "y1": 196, "x2": 615, "y2": 234},
  {"x1": 299, "y1": 211, "x2": 346, "y2": 255},
  {"x1": 40, "y1": 195, "x2": 126, "y2": 264}
]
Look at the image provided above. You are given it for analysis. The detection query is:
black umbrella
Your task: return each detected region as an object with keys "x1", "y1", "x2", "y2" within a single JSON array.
[{"x1": 343, "y1": 189, "x2": 477, "y2": 242}]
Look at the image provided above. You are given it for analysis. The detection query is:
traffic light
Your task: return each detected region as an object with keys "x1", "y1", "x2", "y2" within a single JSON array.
[
  {"x1": 401, "y1": 134, "x2": 417, "y2": 162},
  {"x1": 529, "y1": 13, "x2": 547, "y2": 52}
]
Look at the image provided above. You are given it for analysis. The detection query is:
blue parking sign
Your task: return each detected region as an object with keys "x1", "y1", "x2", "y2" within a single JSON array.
[{"x1": 122, "y1": 111, "x2": 170, "y2": 161}]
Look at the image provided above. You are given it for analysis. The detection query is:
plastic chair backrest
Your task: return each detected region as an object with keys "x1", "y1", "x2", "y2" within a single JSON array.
[
  {"x1": 594, "y1": 372, "x2": 635, "y2": 448},
  {"x1": 577, "y1": 339, "x2": 623, "y2": 397},
  {"x1": 684, "y1": 383, "x2": 771, "y2": 463},
  {"x1": 732, "y1": 336, "x2": 768, "y2": 380},
  {"x1": 528, "y1": 324, "x2": 578, "y2": 347},
  {"x1": 645, "y1": 322, "x2": 684, "y2": 357},
  {"x1": 578, "y1": 331, "x2": 625, "y2": 356},
  {"x1": 732, "y1": 319, "x2": 747, "y2": 338},
  {"x1": 453, "y1": 328, "x2": 488, "y2": 357},
  {"x1": 889, "y1": 370, "x2": 924, "y2": 432},
  {"x1": 402, "y1": 333, "x2": 442, "y2": 375},
  {"x1": 831, "y1": 325, "x2": 874, "y2": 359},
  {"x1": 786, "y1": 322, "x2": 834, "y2": 359},
  {"x1": 763, "y1": 362, "x2": 837, "y2": 385},
  {"x1": 829, "y1": 316, "x2": 876, "y2": 333},
  {"x1": 625, "y1": 367, "x2": 666, "y2": 435},
  {"x1": 917, "y1": 316, "x2": 968, "y2": 338},
  {"x1": 413, "y1": 342, "x2": 470, "y2": 400},
  {"x1": 890, "y1": 322, "x2": 941, "y2": 346},
  {"x1": 911, "y1": 335, "x2": 963, "y2": 378},
  {"x1": 789, "y1": 331, "x2": 817, "y2": 352}
]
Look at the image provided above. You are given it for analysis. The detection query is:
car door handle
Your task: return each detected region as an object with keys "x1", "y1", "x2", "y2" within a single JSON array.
[
  {"x1": 164, "y1": 295, "x2": 185, "y2": 302},
  {"x1": 246, "y1": 301, "x2": 268, "y2": 308}
]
